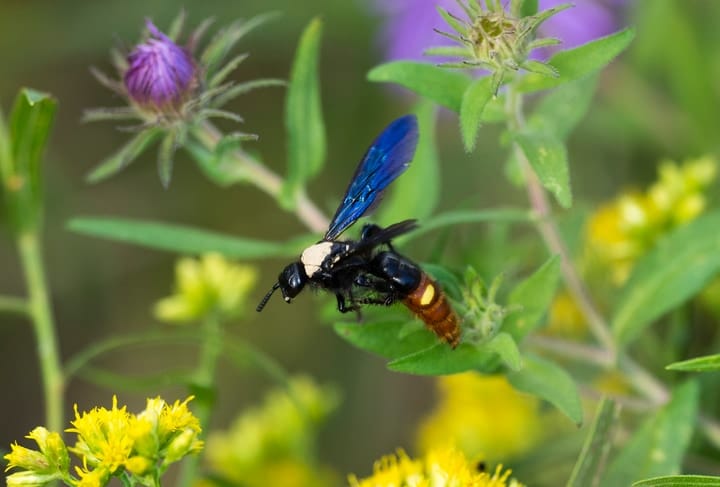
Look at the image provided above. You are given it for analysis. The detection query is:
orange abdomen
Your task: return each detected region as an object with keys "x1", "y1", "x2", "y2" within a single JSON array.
[{"x1": 402, "y1": 273, "x2": 461, "y2": 348}]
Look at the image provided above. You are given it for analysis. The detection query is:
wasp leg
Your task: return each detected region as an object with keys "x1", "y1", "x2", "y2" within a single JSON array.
[
  {"x1": 360, "y1": 223, "x2": 397, "y2": 252},
  {"x1": 353, "y1": 275, "x2": 398, "y2": 306}
]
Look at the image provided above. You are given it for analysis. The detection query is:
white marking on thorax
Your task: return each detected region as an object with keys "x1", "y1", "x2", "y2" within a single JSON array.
[{"x1": 301, "y1": 242, "x2": 334, "y2": 277}]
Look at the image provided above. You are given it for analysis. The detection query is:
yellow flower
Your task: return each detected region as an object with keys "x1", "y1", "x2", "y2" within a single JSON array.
[
  {"x1": 543, "y1": 290, "x2": 587, "y2": 338},
  {"x1": 416, "y1": 374, "x2": 541, "y2": 463},
  {"x1": 154, "y1": 253, "x2": 258, "y2": 323},
  {"x1": 204, "y1": 376, "x2": 339, "y2": 487},
  {"x1": 586, "y1": 156, "x2": 717, "y2": 285},
  {"x1": 348, "y1": 446, "x2": 523, "y2": 487}
]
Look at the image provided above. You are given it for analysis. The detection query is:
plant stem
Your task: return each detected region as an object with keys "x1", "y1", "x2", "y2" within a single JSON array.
[
  {"x1": 0, "y1": 295, "x2": 28, "y2": 316},
  {"x1": 18, "y1": 231, "x2": 64, "y2": 432},
  {"x1": 193, "y1": 121, "x2": 329, "y2": 233},
  {"x1": 176, "y1": 314, "x2": 223, "y2": 487}
]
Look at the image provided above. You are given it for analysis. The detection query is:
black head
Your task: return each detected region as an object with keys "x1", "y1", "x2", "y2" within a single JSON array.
[{"x1": 256, "y1": 262, "x2": 308, "y2": 311}]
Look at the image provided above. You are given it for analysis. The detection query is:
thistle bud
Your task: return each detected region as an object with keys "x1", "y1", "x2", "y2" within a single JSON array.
[{"x1": 124, "y1": 20, "x2": 198, "y2": 115}]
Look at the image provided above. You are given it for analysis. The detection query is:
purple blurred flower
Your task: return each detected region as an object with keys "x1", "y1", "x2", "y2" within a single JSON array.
[
  {"x1": 373, "y1": 0, "x2": 629, "y2": 62},
  {"x1": 124, "y1": 20, "x2": 198, "y2": 112}
]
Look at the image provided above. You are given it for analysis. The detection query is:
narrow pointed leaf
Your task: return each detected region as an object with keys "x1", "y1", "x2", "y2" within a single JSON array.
[
  {"x1": 281, "y1": 18, "x2": 326, "y2": 208},
  {"x1": 209, "y1": 53, "x2": 249, "y2": 88},
  {"x1": 516, "y1": 28, "x2": 635, "y2": 92},
  {"x1": 387, "y1": 341, "x2": 500, "y2": 375},
  {"x1": 212, "y1": 78, "x2": 286, "y2": 108},
  {"x1": 528, "y1": 76, "x2": 598, "y2": 140},
  {"x1": 520, "y1": 0, "x2": 539, "y2": 17},
  {"x1": 567, "y1": 398, "x2": 621, "y2": 487},
  {"x1": 86, "y1": 127, "x2": 163, "y2": 183},
  {"x1": 368, "y1": 61, "x2": 472, "y2": 112},
  {"x1": 82, "y1": 107, "x2": 140, "y2": 123},
  {"x1": 67, "y1": 217, "x2": 306, "y2": 259},
  {"x1": 612, "y1": 211, "x2": 720, "y2": 347},
  {"x1": 437, "y1": 7, "x2": 468, "y2": 35},
  {"x1": 157, "y1": 131, "x2": 177, "y2": 189},
  {"x1": 503, "y1": 254, "x2": 561, "y2": 341},
  {"x1": 633, "y1": 476, "x2": 720, "y2": 487},
  {"x1": 513, "y1": 129, "x2": 572, "y2": 207},
  {"x1": 402, "y1": 208, "x2": 533, "y2": 242},
  {"x1": 507, "y1": 354, "x2": 583, "y2": 425},
  {"x1": 600, "y1": 381, "x2": 699, "y2": 487},
  {"x1": 666, "y1": 353, "x2": 720, "y2": 372},
  {"x1": 460, "y1": 76, "x2": 494, "y2": 152}
]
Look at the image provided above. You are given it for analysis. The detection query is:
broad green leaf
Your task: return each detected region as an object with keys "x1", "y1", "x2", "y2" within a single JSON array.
[
  {"x1": 601, "y1": 381, "x2": 699, "y2": 487},
  {"x1": 528, "y1": 76, "x2": 599, "y2": 140},
  {"x1": 4, "y1": 88, "x2": 57, "y2": 230},
  {"x1": 567, "y1": 398, "x2": 621, "y2": 487},
  {"x1": 387, "y1": 341, "x2": 499, "y2": 376},
  {"x1": 281, "y1": 18, "x2": 326, "y2": 208},
  {"x1": 666, "y1": 354, "x2": 720, "y2": 372},
  {"x1": 516, "y1": 28, "x2": 635, "y2": 93},
  {"x1": 86, "y1": 128, "x2": 163, "y2": 183},
  {"x1": 613, "y1": 211, "x2": 720, "y2": 347},
  {"x1": 513, "y1": 130, "x2": 571, "y2": 207},
  {"x1": 186, "y1": 133, "x2": 257, "y2": 186},
  {"x1": 633, "y1": 475, "x2": 720, "y2": 487},
  {"x1": 422, "y1": 263, "x2": 463, "y2": 302},
  {"x1": 503, "y1": 255, "x2": 561, "y2": 341},
  {"x1": 403, "y1": 208, "x2": 533, "y2": 242},
  {"x1": 460, "y1": 77, "x2": 494, "y2": 152},
  {"x1": 334, "y1": 320, "x2": 438, "y2": 360},
  {"x1": 507, "y1": 354, "x2": 583, "y2": 425},
  {"x1": 368, "y1": 61, "x2": 472, "y2": 112},
  {"x1": 68, "y1": 217, "x2": 307, "y2": 259},
  {"x1": 484, "y1": 332, "x2": 522, "y2": 371},
  {"x1": 379, "y1": 100, "x2": 439, "y2": 225},
  {"x1": 520, "y1": 0, "x2": 539, "y2": 17}
]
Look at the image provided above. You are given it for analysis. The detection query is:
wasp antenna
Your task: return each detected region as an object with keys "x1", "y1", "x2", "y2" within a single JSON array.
[{"x1": 256, "y1": 282, "x2": 280, "y2": 312}]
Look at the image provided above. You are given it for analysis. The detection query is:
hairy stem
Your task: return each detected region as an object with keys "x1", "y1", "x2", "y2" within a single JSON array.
[
  {"x1": 193, "y1": 121, "x2": 329, "y2": 233},
  {"x1": 18, "y1": 232, "x2": 64, "y2": 432}
]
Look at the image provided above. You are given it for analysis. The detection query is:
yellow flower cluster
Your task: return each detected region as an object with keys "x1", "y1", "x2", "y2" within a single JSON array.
[
  {"x1": 154, "y1": 253, "x2": 258, "y2": 323},
  {"x1": 586, "y1": 156, "x2": 717, "y2": 285},
  {"x1": 203, "y1": 376, "x2": 340, "y2": 487},
  {"x1": 348, "y1": 446, "x2": 524, "y2": 487},
  {"x1": 4, "y1": 396, "x2": 202, "y2": 487},
  {"x1": 416, "y1": 374, "x2": 542, "y2": 464}
]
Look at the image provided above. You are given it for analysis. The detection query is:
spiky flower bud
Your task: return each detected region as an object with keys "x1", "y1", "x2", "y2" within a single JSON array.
[{"x1": 124, "y1": 20, "x2": 198, "y2": 115}]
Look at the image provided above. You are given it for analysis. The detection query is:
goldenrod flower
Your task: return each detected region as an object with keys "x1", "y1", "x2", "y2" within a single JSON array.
[
  {"x1": 417, "y1": 374, "x2": 542, "y2": 463},
  {"x1": 154, "y1": 253, "x2": 258, "y2": 323},
  {"x1": 543, "y1": 289, "x2": 587, "y2": 338},
  {"x1": 586, "y1": 156, "x2": 717, "y2": 285},
  {"x1": 204, "y1": 376, "x2": 339, "y2": 487},
  {"x1": 348, "y1": 446, "x2": 523, "y2": 487}
]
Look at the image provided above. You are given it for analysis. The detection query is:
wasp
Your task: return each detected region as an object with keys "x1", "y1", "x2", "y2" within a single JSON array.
[{"x1": 256, "y1": 115, "x2": 460, "y2": 347}]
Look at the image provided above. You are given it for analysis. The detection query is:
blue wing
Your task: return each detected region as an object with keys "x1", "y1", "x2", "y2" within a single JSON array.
[{"x1": 324, "y1": 115, "x2": 419, "y2": 240}]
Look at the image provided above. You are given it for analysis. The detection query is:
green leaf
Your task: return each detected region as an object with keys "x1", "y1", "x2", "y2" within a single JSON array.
[
  {"x1": 567, "y1": 398, "x2": 621, "y2": 487},
  {"x1": 520, "y1": 0, "x2": 539, "y2": 17},
  {"x1": 67, "y1": 217, "x2": 305, "y2": 259},
  {"x1": 601, "y1": 381, "x2": 699, "y2": 487},
  {"x1": 387, "y1": 341, "x2": 499, "y2": 376},
  {"x1": 378, "y1": 100, "x2": 439, "y2": 225},
  {"x1": 3, "y1": 88, "x2": 57, "y2": 230},
  {"x1": 157, "y1": 130, "x2": 178, "y2": 189},
  {"x1": 484, "y1": 332, "x2": 522, "y2": 371},
  {"x1": 513, "y1": 130, "x2": 572, "y2": 208},
  {"x1": 507, "y1": 354, "x2": 583, "y2": 425},
  {"x1": 612, "y1": 211, "x2": 720, "y2": 347},
  {"x1": 368, "y1": 61, "x2": 472, "y2": 112},
  {"x1": 503, "y1": 255, "x2": 561, "y2": 341},
  {"x1": 212, "y1": 78, "x2": 286, "y2": 108},
  {"x1": 516, "y1": 28, "x2": 636, "y2": 93},
  {"x1": 633, "y1": 475, "x2": 720, "y2": 487},
  {"x1": 334, "y1": 320, "x2": 438, "y2": 360},
  {"x1": 460, "y1": 77, "x2": 494, "y2": 152},
  {"x1": 528, "y1": 76, "x2": 599, "y2": 140},
  {"x1": 281, "y1": 18, "x2": 326, "y2": 209},
  {"x1": 666, "y1": 354, "x2": 720, "y2": 372},
  {"x1": 402, "y1": 208, "x2": 533, "y2": 243},
  {"x1": 86, "y1": 128, "x2": 163, "y2": 183}
]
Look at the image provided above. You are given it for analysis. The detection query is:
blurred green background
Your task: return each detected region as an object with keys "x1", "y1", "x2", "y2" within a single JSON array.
[{"x1": 1, "y1": 0, "x2": 719, "y2": 479}]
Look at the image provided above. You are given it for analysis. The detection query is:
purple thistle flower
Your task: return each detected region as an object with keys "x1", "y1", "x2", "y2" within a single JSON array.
[
  {"x1": 373, "y1": 0, "x2": 629, "y2": 62},
  {"x1": 124, "y1": 20, "x2": 198, "y2": 112}
]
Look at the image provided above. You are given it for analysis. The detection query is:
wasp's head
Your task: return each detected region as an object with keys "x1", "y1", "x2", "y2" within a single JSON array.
[{"x1": 256, "y1": 261, "x2": 308, "y2": 312}]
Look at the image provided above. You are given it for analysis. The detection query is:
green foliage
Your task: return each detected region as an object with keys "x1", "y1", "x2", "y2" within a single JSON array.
[
  {"x1": 512, "y1": 130, "x2": 572, "y2": 208},
  {"x1": 507, "y1": 354, "x2": 583, "y2": 425},
  {"x1": 516, "y1": 28, "x2": 636, "y2": 92},
  {"x1": 600, "y1": 381, "x2": 699, "y2": 487},
  {"x1": 367, "y1": 61, "x2": 471, "y2": 112},
  {"x1": 281, "y1": 18, "x2": 326, "y2": 209},
  {"x1": 68, "y1": 217, "x2": 309, "y2": 259},
  {"x1": 567, "y1": 398, "x2": 621, "y2": 487},
  {"x1": 460, "y1": 77, "x2": 494, "y2": 152},
  {"x1": 632, "y1": 476, "x2": 720, "y2": 487},
  {"x1": 612, "y1": 211, "x2": 720, "y2": 347},
  {"x1": 666, "y1": 354, "x2": 720, "y2": 372},
  {"x1": 86, "y1": 128, "x2": 163, "y2": 183},
  {"x1": 0, "y1": 88, "x2": 57, "y2": 232}
]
